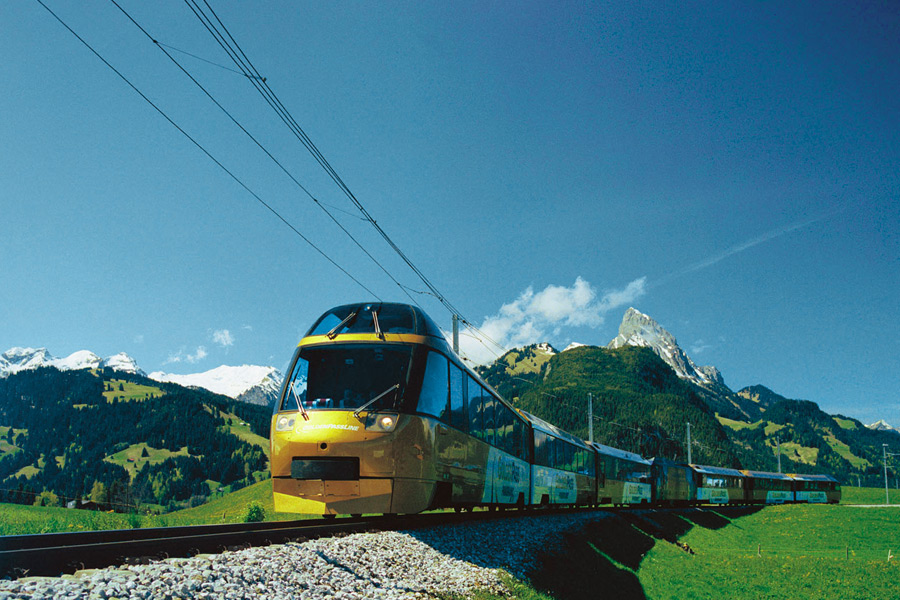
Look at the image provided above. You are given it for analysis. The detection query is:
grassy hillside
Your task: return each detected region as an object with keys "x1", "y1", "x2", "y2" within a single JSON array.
[
  {"x1": 480, "y1": 345, "x2": 742, "y2": 468},
  {"x1": 0, "y1": 367, "x2": 271, "y2": 513},
  {"x1": 0, "y1": 480, "x2": 309, "y2": 535}
]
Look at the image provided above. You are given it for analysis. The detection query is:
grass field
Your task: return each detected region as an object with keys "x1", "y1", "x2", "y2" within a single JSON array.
[
  {"x1": 638, "y1": 505, "x2": 900, "y2": 600},
  {"x1": 715, "y1": 415, "x2": 762, "y2": 431},
  {"x1": 103, "y1": 443, "x2": 191, "y2": 477},
  {"x1": 101, "y1": 379, "x2": 163, "y2": 403},
  {"x1": 219, "y1": 410, "x2": 270, "y2": 456},
  {"x1": 841, "y1": 485, "x2": 898, "y2": 505},
  {"x1": 0, "y1": 480, "x2": 306, "y2": 535}
]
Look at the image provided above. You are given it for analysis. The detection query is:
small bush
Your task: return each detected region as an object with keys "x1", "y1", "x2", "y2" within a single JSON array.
[{"x1": 244, "y1": 501, "x2": 265, "y2": 523}]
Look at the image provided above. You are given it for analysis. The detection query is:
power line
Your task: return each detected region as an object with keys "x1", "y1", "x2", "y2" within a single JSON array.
[
  {"x1": 109, "y1": 0, "x2": 422, "y2": 309},
  {"x1": 184, "y1": 1, "x2": 516, "y2": 363},
  {"x1": 34, "y1": 0, "x2": 380, "y2": 300},
  {"x1": 183, "y1": 0, "x2": 474, "y2": 322}
]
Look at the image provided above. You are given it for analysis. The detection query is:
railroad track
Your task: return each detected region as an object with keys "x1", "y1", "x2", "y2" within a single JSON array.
[
  {"x1": 0, "y1": 509, "x2": 532, "y2": 579},
  {"x1": 0, "y1": 505, "x2": 765, "y2": 579}
]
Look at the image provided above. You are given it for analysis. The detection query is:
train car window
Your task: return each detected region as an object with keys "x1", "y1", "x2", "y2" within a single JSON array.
[
  {"x1": 482, "y1": 390, "x2": 496, "y2": 447},
  {"x1": 468, "y1": 376, "x2": 483, "y2": 439},
  {"x1": 290, "y1": 344, "x2": 412, "y2": 411},
  {"x1": 534, "y1": 431, "x2": 549, "y2": 466},
  {"x1": 596, "y1": 453, "x2": 606, "y2": 486},
  {"x1": 495, "y1": 402, "x2": 512, "y2": 454},
  {"x1": 511, "y1": 416, "x2": 527, "y2": 461},
  {"x1": 449, "y1": 365, "x2": 466, "y2": 431},
  {"x1": 417, "y1": 351, "x2": 449, "y2": 421}
]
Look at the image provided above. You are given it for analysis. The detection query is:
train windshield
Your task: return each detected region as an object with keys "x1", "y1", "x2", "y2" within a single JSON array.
[{"x1": 281, "y1": 344, "x2": 412, "y2": 412}]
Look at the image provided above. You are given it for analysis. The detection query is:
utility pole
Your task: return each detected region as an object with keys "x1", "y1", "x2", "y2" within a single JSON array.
[
  {"x1": 885, "y1": 444, "x2": 890, "y2": 505},
  {"x1": 452, "y1": 315, "x2": 459, "y2": 354},
  {"x1": 777, "y1": 437, "x2": 782, "y2": 474},
  {"x1": 588, "y1": 393, "x2": 593, "y2": 444},
  {"x1": 686, "y1": 422, "x2": 692, "y2": 464}
]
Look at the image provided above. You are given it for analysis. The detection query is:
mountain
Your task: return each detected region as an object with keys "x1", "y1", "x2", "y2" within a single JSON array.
[
  {"x1": 1, "y1": 347, "x2": 282, "y2": 406},
  {"x1": 0, "y1": 366, "x2": 271, "y2": 512},
  {"x1": 148, "y1": 365, "x2": 284, "y2": 407},
  {"x1": 867, "y1": 420, "x2": 900, "y2": 436},
  {"x1": 474, "y1": 308, "x2": 900, "y2": 484},
  {"x1": 606, "y1": 309, "x2": 761, "y2": 421},
  {"x1": 477, "y1": 343, "x2": 742, "y2": 468},
  {"x1": 608, "y1": 308, "x2": 717, "y2": 387},
  {"x1": 0, "y1": 347, "x2": 144, "y2": 378}
]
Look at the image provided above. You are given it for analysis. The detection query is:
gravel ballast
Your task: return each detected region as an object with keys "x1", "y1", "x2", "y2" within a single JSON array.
[{"x1": 0, "y1": 513, "x2": 610, "y2": 599}]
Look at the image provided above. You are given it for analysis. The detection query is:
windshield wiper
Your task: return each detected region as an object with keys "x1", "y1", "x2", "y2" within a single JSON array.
[
  {"x1": 372, "y1": 309, "x2": 384, "y2": 339},
  {"x1": 353, "y1": 383, "x2": 399, "y2": 419},
  {"x1": 326, "y1": 310, "x2": 358, "y2": 339},
  {"x1": 291, "y1": 381, "x2": 310, "y2": 421}
]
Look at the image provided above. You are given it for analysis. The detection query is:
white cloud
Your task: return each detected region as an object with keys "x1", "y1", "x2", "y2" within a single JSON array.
[
  {"x1": 458, "y1": 276, "x2": 647, "y2": 365},
  {"x1": 187, "y1": 346, "x2": 207, "y2": 363},
  {"x1": 213, "y1": 329, "x2": 234, "y2": 347},
  {"x1": 690, "y1": 340, "x2": 711, "y2": 355},
  {"x1": 164, "y1": 345, "x2": 208, "y2": 365}
]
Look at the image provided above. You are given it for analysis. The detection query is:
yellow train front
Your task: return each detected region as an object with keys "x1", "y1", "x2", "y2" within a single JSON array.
[{"x1": 270, "y1": 302, "x2": 532, "y2": 516}]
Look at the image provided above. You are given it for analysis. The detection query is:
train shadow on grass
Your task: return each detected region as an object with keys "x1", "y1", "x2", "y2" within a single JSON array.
[{"x1": 410, "y1": 506, "x2": 764, "y2": 600}]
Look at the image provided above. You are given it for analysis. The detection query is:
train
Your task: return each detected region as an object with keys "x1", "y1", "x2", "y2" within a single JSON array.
[{"x1": 270, "y1": 302, "x2": 840, "y2": 516}]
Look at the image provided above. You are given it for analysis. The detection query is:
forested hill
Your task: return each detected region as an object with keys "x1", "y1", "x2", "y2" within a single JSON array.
[
  {"x1": 478, "y1": 345, "x2": 742, "y2": 469},
  {"x1": 0, "y1": 367, "x2": 272, "y2": 512},
  {"x1": 477, "y1": 345, "x2": 898, "y2": 485}
]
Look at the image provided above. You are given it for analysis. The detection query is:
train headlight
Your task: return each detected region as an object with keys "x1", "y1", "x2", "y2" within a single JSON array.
[
  {"x1": 365, "y1": 412, "x2": 399, "y2": 433},
  {"x1": 275, "y1": 415, "x2": 296, "y2": 432}
]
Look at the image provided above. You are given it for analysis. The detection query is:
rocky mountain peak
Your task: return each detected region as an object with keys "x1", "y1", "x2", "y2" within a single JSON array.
[{"x1": 607, "y1": 308, "x2": 724, "y2": 389}]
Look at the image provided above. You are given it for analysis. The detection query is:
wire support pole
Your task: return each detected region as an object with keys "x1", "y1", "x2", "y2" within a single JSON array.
[{"x1": 686, "y1": 422, "x2": 692, "y2": 464}]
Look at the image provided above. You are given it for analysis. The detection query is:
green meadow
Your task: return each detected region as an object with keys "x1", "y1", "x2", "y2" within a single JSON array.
[
  {"x1": 638, "y1": 504, "x2": 900, "y2": 600},
  {"x1": 0, "y1": 480, "x2": 299, "y2": 535}
]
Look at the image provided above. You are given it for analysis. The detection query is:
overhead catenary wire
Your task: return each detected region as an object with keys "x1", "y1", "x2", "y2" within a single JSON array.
[
  {"x1": 34, "y1": 0, "x2": 380, "y2": 301},
  {"x1": 109, "y1": 0, "x2": 422, "y2": 311},
  {"x1": 182, "y1": 1, "x2": 494, "y2": 335}
]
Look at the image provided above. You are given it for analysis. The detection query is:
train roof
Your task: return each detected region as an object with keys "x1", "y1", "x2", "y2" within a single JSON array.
[
  {"x1": 588, "y1": 442, "x2": 651, "y2": 465},
  {"x1": 691, "y1": 464, "x2": 746, "y2": 478},
  {"x1": 787, "y1": 473, "x2": 840, "y2": 483},
  {"x1": 305, "y1": 302, "x2": 447, "y2": 340},
  {"x1": 520, "y1": 411, "x2": 591, "y2": 450},
  {"x1": 741, "y1": 470, "x2": 794, "y2": 481}
]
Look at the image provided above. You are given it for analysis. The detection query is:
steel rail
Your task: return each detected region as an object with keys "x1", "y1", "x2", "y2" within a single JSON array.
[
  {"x1": 0, "y1": 509, "x2": 519, "y2": 579},
  {"x1": 0, "y1": 504, "x2": 765, "y2": 579}
]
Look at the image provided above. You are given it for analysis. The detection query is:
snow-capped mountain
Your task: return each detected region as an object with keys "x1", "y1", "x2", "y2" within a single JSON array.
[
  {"x1": 562, "y1": 342, "x2": 586, "y2": 352},
  {"x1": 149, "y1": 365, "x2": 284, "y2": 407},
  {"x1": 607, "y1": 308, "x2": 721, "y2": 388},
  {"x1": 1, "y1": 346, "x2": 281, "y2": 406},
  {"x1": 867, "y1": 420, "x2": 900, "y2": 436},
  {"x1": 0, "y1": 347, "x2": 144, "y2": 377},
  {"x1": 101, "y1": 352, "x2": 143, "y2": 374}
]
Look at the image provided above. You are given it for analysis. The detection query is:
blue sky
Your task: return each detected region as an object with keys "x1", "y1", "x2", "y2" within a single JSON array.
[{"x1": 2, "y1": 2, "x2": 898, "y2": 425}]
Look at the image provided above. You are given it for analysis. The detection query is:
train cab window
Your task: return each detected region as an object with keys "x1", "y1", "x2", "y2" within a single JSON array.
[
  {"x1": 307, "y1": 304, "x2": 416, "y2": 337},
  {"x1": 281, "y1": 344, "x2": 412, "y2": 412},
  {"x1": 417, "y1": 351, "x2": 449, "y2": 421},
  {"x1": 449, "y1": 365, "x2": 466, "y2": 431}
]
